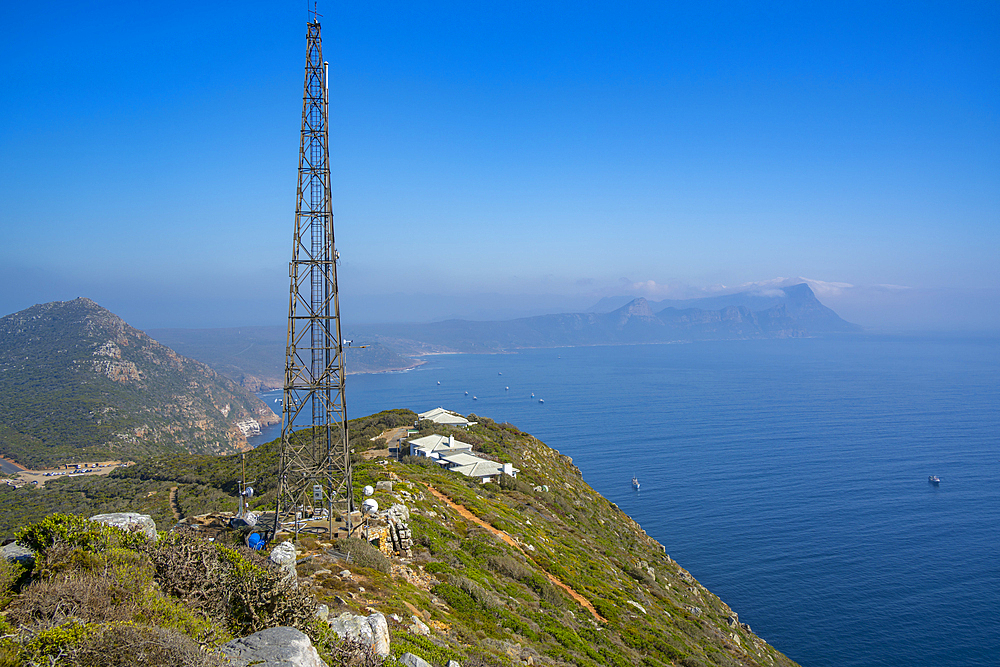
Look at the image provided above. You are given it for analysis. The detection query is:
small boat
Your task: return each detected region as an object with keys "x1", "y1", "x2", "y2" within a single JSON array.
[
  {"x1": 498, "y1": 372, "x2": 502, "y2": 376},
  {"x1": 473, "y1": 396, "x2": 478, "y2": 400},
  {"x1": 538, "y1": 398, "x2": 544, "y2": 403},
  {"x1": 632, "y1": 475, "x2": 640, "y2": 490},
  {"x1": 530, "y1": 392, "x2": 534, "y2": 398},
  {"x1": 465, "y1": 391, "x2": 469, "y2": 396},
  {"x1": 928, "y1": 475, "x2": 941, "y2": 485},
  {"x1": 505, "y1": 386, "x2": 509, "y2": 391},
  {"x1": 437, "y1": 381, "x2": 441, "y2": 385}
]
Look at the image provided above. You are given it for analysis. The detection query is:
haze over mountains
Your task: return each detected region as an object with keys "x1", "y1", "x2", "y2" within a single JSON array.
[
  {"x1": 145, "y1": 283, "x2": 858, "y2": 389},
  {"x1": 0, "y1": 298, "x2": 278, "y2": 468},
  {"x1": 359, "y1": 282, "x2": 860, "y2": 353}
]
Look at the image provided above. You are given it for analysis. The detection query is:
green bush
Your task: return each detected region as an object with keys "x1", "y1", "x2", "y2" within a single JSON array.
[
  {"x1": 215, "y1": 544, "x2": 317, "y2": 634},
  {"x1": 333, "y1": 537, "x2": 390, "y2": 574},
  {"x1": 0, "y1": 559, "x2": 23, "y2": 608},
  {"x1": 66, "y1": 623, "x2": 228, "y2": 667}
]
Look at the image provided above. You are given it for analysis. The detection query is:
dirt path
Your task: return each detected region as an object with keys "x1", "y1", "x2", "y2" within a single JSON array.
[
  {"x1": 426, "y1": 485, "x2": 606, "y2": 623},
  {"x1": 169, "y1": 486, "x2": 183, "y2": 521}
]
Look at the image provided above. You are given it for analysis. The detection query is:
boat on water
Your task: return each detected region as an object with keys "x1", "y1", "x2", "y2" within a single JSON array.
[
  {"x1": 530, "y1": 392, "x2": 534, "y2": 398},
  {"x1": 473, "y1": 396, "x2": 478, "y2": 400},
  {"x1": 538, "y1": 398, "x2": 544, "y2": 403},
  {"x1": 928, "y1": 475, "x2": 941, "y2": 485},
  {"x1": 465, "y1": 391, "x2": 468, "y2": 396},
  {"x1": 632, "y1": 475, "x2": 640, "y2": 490}
]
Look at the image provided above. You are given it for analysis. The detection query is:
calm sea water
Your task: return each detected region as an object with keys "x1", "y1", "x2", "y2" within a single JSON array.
[{"x1": 254, "y1": 336, "x2": 1000, "y2": 667}]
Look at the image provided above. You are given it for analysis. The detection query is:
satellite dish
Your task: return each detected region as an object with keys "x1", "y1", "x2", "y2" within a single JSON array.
[
  {"x1": 243, "y1": 486, "x2": 254, "y2": 498},
  {"x1": 363, "y1": 485, "x2": 374, "y2": 496},
  {"x1": 362, "y1": 498, "x2": 379, "y2": 515}
]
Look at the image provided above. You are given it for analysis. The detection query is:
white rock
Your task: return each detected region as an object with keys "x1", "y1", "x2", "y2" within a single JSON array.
[
  {"x1": 408, "y1": 615, "x2": 430, "y2": 636},
  {"x1": 89, "y1": 512, "x2": 157, "y2": 541},
  {"x1": 368, "y1": 612, "x2": 390, "y2": 658},
  {"x1": 400, "y1": 653, "x2": 432, "y2": 667},
  {"x1": 388, "y1": 503, "x2": 410, "y2": 523},
  {"x1": 329, "y1": 612, "x2": 373, "y2": 645},
  {"x1": 269, "y1": 541, "x2": 298, "y2": 585},
  {"x1": 626, "y1": 599, "x2": 646, "y2": 614},
  {"x1": 221, "y1": 626, "x2": 328, "y2": 667}
]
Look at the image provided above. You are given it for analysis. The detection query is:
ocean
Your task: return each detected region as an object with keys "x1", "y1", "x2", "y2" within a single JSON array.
[{"x1": 253, "y1": 335, "x2": 1000, "y2": 667}]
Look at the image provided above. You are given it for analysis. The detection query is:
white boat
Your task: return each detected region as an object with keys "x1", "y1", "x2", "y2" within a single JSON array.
[
  {"x1": 538, "y1": 398, "x2": 544, "y2": 403},
  {"x1": 928, "y1": 475, "x2": 941, "y2": 485},
  {"x1": 632, "y1": 475, "x2": 640, "y2": 490}
]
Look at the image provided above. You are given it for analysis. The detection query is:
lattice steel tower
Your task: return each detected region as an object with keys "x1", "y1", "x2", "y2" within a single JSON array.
[{"x1": 275, "y1": 14, "x2": 352, "y2": 539}]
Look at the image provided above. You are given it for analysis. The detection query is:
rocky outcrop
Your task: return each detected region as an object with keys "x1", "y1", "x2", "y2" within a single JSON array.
[
  {"x1": 400, "y1": 654, "x2": 433, "y2": 667},
  {"x1": 328, "y1": 611, "x2": 390, "y2": 658},
  {"x1": 269, "y1": 541, "x2": 298, "y2": 585},
  {"x1": 90, "y1": 512, "x2": 158, "y2": 541},
  {"x1": 220, "y1": 627, "x2": 328, "y2": 667},
  {"x1": 0, "y1": 543, "x2": 34, "y2": 568},
  {"x1": 387, "y1": 503, "x2": 413, "y2": 556}
]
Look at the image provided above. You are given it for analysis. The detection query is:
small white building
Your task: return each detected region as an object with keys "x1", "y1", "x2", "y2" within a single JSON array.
[
  {"x1": 450, "y1": 458, "x2": 519, "y2": 485},
  {"x1": 418, "y1": 407, "x2": 477, "y2": 428},
  {"x1": 408, "y1": 434, "x2": 474, "y2": 460}
]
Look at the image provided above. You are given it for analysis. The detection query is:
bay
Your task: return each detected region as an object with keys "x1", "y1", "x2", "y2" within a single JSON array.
[{"x1": 254, "y1": 336, "x2": 1000, "y2": 667}]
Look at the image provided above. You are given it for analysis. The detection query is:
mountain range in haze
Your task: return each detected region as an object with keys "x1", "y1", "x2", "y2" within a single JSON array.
[
  {"x1": 147, "y1": 283, "x2": 858, "y2": 389},
  {"x1": 355, "y1": 282, "x2": 859, "y2": 352}
]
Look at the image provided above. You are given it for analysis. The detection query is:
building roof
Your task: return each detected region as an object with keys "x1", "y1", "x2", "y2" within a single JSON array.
[
  {"x1": 418, "y1": 407, "x2": 474, "y2": 426},
  {"x1": 439, "y1": 451, "x2": 486, "y2": 467},
  {"x1": 451, "y1": 459, "x2": 520, "y2": 480},
  {"x1": 408, "y1": 434, "x2": 474, "y2": 455}
]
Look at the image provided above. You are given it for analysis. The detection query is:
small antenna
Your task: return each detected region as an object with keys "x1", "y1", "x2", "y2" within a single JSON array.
[{"x1": 309, "y1": 1, "x2": 322, "y2": 24}]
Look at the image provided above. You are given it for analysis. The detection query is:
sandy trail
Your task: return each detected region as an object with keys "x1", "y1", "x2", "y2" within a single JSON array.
[{"x1": 426, "y1": 485, "x2": 606, "y2": 623}]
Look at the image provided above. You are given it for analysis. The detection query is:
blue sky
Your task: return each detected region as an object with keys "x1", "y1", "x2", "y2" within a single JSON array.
[{"x1": 1, "y1": 1, "x2": 997, "y2": 331}]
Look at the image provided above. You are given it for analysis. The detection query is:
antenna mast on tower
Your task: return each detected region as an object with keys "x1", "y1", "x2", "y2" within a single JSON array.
[{"x1": 274, "y1": 12, "x2": 352, "y2": 539}]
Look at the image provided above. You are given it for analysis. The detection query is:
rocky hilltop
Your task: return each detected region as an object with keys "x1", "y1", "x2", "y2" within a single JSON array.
[
  {"x1": 0, "y1": 298, "x2": 278, "y2": 468},
  {"x1": 0, "y1": 410, "x2": 801, "y2": 667}
]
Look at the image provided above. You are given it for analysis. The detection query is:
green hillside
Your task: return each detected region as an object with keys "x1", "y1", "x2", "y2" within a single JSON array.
[{"x1": 0, "y1": 299, "x2": 278, "y2": 468}]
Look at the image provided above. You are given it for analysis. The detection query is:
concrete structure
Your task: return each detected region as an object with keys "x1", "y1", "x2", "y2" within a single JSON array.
[{"x1": 418, "y1": 407, "x2": 476, "y2": 428}]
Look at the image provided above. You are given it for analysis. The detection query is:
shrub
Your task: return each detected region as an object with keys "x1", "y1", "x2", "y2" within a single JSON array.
[
  {"x1": 0, "y1": 559, "x2": 23, "y2": 608},
  {"x1": 333, "y1": 537, "x2": 390, "y2": 574},
  {"x1": 25, "y1": 619, "x2": 94, "y2": 661},
  {"x1": 447, "y1": 574, "x2": 502, "y2": 611},
  {"x1": 67, "y1": 623, "x2": 228, "y2": 667},
  {"x1": 149, "y1": 532, "x2": 228, "y2": 619},
  {"x1": 215, "y1": 544, "x2": 317, "y2": 634},
  {"x1": 15, "y1": 514, "x2": 108, "y2": 554},
  {"x1": 487, "y1": 555, "x2": 531, "y2": 581}
]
